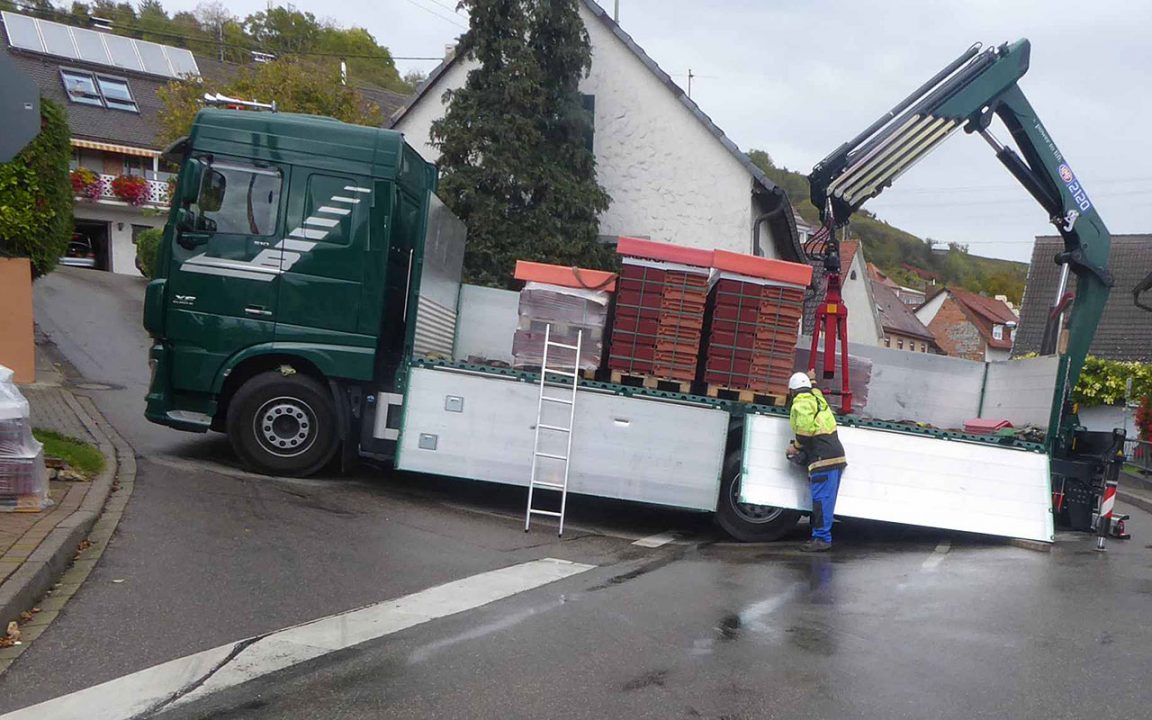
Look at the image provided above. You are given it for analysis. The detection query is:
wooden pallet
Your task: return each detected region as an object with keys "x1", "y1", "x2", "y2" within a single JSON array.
[
  {"x1": 610, "y1": 370, "x2": 693, "y2": 394},
  {"x1": 705, "y1": 384, "x2": 787, "y2": 407}
]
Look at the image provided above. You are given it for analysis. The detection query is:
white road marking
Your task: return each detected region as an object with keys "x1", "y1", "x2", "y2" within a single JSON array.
[
  {"x1": 921, "y1": 540, "x2": 951, "y2": 572},
  {"x1": 632, "y1": 531, "x2": 677, "y2": 548},
  {"x1": 2, "y1": 558, "x2": 594, "y2": 720}
]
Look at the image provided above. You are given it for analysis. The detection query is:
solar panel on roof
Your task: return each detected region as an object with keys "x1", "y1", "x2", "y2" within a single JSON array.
[
  {"x1": 165, "y1": 47, "x2": 199, "y2": 77},
  {"x1": 38, "y1": 19, "x2": 78, "y2": 59},
  {"x1": 103, "y1": 33, "x2": 143, "y2": 72},
  {"x1": 2, "y1": 11, "x2": 43, "y2": 53},
  {"x1": 135, "y1": 40, "x2": 171, "y2": 76},
  {"x1": 72, "y1": 27, "x2": 111, "y2": 65}
]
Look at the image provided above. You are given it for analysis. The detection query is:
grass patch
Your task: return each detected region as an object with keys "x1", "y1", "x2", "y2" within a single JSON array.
[{"x1": 32, "y1": 429, "x2": 106, "y2": 478}]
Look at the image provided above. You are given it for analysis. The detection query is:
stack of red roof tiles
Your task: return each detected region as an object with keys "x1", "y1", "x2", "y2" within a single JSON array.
[
  {"x1": 702, "y1": 251, "x2": 813, "y2": 399},
  {"x1": 609, "y1": 237, "x2": 713, "y2": 385}
]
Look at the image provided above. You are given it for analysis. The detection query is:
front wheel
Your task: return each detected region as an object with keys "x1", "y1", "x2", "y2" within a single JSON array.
[
  {"x1": 226, "y1": 371, "x2": 339, "y2": 477},
  {"x1": 715, "y1": 451, "x2": 801, "y2": 542}
]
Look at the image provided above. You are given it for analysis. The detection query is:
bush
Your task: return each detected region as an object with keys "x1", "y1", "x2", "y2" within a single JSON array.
[
  {"x1": 135, "y1": 228, "x2": 162, "y2": 278},
  {"x1": 1072, "y1": 356, "x2": 1152, "y2": 407},
  {"x1": 0, "y1": 99, "x2": 73, "y2": 278}
]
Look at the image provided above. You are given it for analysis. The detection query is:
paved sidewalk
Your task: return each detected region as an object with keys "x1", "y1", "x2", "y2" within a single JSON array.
[{"x1": 0, "y1": 347, "x2": 133, "y2": 673}]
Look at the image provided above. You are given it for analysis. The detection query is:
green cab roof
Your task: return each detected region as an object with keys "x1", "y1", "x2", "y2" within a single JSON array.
[{"x1": 187, "y1": 108, "x2": 431, "y2": 184}]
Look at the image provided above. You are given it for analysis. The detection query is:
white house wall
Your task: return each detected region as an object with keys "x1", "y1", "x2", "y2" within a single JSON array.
[
  {"x1": 393, "y1": 3, "x2": 766, "y2": 257},
  {"x1": 842, "y1": 252, "x2": 882, "y2": 345},
  {"x1": 73, "y1": 203, "x2": 164, "y2": 278}
]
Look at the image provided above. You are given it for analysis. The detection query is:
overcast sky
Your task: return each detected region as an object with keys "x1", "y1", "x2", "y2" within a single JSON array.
[{"x1": 165, "y1": 0, "x2": 1152, "y2": 263}]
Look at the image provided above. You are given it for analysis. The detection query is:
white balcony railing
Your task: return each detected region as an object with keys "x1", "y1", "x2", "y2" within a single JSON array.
[{"x1": 76, "y1": 174, "x2": 171, "y2": 207}]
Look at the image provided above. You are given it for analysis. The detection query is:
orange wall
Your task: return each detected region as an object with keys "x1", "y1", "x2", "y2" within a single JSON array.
[{"x1": 0, "y1": 259, "x2": 35, "y2": 383}]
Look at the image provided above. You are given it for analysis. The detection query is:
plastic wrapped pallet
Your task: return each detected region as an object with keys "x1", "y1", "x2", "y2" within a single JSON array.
[
  {"x1": 0, "y1": 366, "x2": 50, "y2": 512},
  {"x1": 512, "y1": 282, "x2": 609, "y2": 372}
]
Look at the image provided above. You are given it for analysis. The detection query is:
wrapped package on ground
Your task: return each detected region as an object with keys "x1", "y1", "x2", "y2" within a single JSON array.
[
  {"x1": 0, "y1": 366, "x2": 50, "y2": 512},
  {"x1": 512, "y1": 281, "x2": 611, "y2": 372}
]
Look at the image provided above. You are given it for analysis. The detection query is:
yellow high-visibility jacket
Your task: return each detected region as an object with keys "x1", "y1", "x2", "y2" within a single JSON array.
[{"x1": 789, "y1": 388, "x2": 847, "y2": 474}]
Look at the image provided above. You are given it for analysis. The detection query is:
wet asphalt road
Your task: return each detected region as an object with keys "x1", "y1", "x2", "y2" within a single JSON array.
[{"x1": 4, "y1": 268, "x2": 1152, "y2": 719}]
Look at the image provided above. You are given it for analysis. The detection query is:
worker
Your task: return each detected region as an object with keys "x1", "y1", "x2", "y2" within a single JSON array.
[{"x1": 786, "y1": 371, "x2": 848, "y2": 552}]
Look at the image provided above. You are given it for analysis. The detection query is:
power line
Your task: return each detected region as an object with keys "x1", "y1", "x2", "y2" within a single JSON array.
[
  {"x1": 400, "y1": 0, "x2": 469, "y2": 29},
  {"x1": 425, "y1": 0, "x2": 470, "y2": 16}
]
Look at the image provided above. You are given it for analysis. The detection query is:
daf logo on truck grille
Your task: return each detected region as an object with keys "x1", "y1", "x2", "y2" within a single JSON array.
[{"x1": 179, "y1": 186, "x2": 370, "y2": 281}]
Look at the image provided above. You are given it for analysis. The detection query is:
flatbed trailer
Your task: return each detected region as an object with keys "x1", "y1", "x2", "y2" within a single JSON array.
[{"x1": 144, "y1": 39, "x2": 1128, "y2": 544}]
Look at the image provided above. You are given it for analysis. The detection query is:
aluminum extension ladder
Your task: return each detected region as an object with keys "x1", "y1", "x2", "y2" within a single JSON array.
[{"x1": 525, "y1": 324, "x2": 582, "y2": 536}]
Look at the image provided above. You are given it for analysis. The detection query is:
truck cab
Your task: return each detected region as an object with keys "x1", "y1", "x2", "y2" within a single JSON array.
[{"x1": 144, "y1": 109, "x2": 445, "y2": 475}]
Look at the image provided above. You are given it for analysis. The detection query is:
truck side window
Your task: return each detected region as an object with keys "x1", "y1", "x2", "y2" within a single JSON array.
[
  {"x1": 192, "y1": 160, "x2": 282, "y2": 236},
  {"x1": 298, "y1": 174, "x2": 364, "y2": 245}
]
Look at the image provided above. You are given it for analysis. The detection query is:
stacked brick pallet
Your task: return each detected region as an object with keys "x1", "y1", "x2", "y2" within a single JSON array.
[
  {"x1": 702, "y1": 250, "x2": 813, "y2": 403},
  {"x1": 608, "y1": 237, "x2": 713, "y2": 391}
]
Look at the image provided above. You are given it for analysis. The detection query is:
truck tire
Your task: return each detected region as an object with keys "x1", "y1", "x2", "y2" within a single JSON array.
[
  {"x1": 715, "y1": 451, "x2": 801, "y2": 542},
  {"x1": 226, "y1": 371, "x2": 339, "y2": 477}
]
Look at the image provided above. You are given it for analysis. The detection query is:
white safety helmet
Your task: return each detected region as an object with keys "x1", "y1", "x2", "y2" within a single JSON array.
[{"x1": 788, "y1": 372, "x2": 813, "y2": 391}]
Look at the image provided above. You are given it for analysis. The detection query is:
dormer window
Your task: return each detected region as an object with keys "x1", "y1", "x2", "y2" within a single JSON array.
[{"x1": 992, "y1": 324, "x2": 1004, "y2": 341}]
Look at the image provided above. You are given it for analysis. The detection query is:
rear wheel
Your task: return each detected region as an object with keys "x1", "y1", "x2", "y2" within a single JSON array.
[
  {"x1": 715, "y1": 451, "x2": 801, "y2": 542},
  {"x1": 226, "y1": 371, "x2": 339, "y2": 477}
]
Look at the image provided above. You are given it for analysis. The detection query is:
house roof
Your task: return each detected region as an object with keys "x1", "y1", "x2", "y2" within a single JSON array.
[
  {"x1": 389, "y1": 0, "x2": 801, "y2": 262},
  {"x1": 870, "y1": 279, "x2": 935, "y2": 342},
  {"x1": 901, "y1": 263, "x2": 941, "y2": 283},
  {"x1": 356, "y1": 86, "x2": 410, "y2": 119},
  {"x1": 933, "y1": 287, "x2": 1017, "y2": 350},
  {"x1": 1013, "y1": 234, "x2": 1152, "y2": 361},
  {"x1": 1, "y1": 31, "x2": 235, "y2": 150}
]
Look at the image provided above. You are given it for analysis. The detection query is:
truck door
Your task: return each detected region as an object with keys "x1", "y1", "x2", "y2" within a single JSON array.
[
  {"x1": 275, "y1": 172, "x2": 370, "y2": 342},
  {"x1": 165, "y1": 157, "x2": 285, "y2": 392}
]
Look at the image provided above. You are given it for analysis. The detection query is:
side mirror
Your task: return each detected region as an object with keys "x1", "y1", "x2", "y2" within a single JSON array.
[
  {"x1": 199, "y1": 169, "x2": 227, "y2": 213},
  {"x1": 175, "y1": 208, "x2": 194, "y2": 232},
  {"x1": 181, "y1": 160, "x2": 204, "y2": 207}
]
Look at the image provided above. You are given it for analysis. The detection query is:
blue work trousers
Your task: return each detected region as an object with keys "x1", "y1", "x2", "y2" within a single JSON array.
[{"x1": 809, "y1": 468, "x2": 843, "y2": 543}]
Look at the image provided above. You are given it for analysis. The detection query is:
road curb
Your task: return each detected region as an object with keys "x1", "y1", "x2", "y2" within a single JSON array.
[
  {"x1": 0, "y1": 391, "x2": 136, "y2": 671},
  {"x1": 1118, "y1": 489, "x2": 1152, "y2": 516}
]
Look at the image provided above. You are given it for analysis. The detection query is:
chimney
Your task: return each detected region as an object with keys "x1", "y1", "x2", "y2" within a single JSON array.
[{"x1": 444, "y1": 43, "x2": 457, "y2": 59}]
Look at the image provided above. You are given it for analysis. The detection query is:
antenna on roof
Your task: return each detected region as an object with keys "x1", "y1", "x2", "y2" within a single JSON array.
[{"x1": 203, "y1": 93, "x2": 277, "y2": 113}]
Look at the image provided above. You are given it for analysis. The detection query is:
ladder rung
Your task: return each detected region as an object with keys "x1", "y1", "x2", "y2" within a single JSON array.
[
  {"x1": 531, "y1": 480, "x2": 566, "y2": 490},
  {"x1": 537, "y1": 424, "x2": 571, "y2": 433},
  {"x1": 541, "y1": 396, "x2": 573, "y2": 405},
  {"x1": 535, "y1": 451, "x2": 569, "y2": 461},
  {"x1": 547, "y1": 342, "x2": 580, "y2": 351},
  {"x1": 529, "y1": 509, "x2": 563, "y2": 517},
  {"x1": 542, "y1": 368, "x2": 579, "y2": 377}
]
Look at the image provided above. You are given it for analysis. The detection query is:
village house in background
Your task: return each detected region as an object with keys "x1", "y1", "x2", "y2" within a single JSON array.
[
  {"x1": 915, "y1": 286, "x2": 1018, "y2": 361},
  {"x1": 390, "y1": 0, "x2": 802, "y2": 263},
  {"x1": 870, "y1": 281, "x2": 938, "y2": 353},
  {"x1": 1, "y1": 10, "x2": 408, "y2": 277},
  {"x1": 870, "y1": 263, "x2": 926, "y2": 307}
]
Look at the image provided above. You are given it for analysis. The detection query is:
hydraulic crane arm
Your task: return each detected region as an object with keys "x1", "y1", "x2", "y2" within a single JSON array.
[{"x1": 808, "y1": 40, "x2": 1113, "y2": 449}]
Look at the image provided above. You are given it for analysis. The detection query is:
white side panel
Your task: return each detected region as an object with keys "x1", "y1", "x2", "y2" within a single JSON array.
[
  {"x1": 980, "y1": 356, "x2": 1059, "y2": 427},
  {"x1": 453, "y1": 284, "x2": 519, "y2": 364},
  {"x1": 741, "y1": 414, "x2": 1054, "y2": 542},
  {"x1": 397, "y1": 367, "x2": 728, "y2": 510}
]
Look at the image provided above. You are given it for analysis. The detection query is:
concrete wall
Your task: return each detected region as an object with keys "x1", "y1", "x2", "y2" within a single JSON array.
[
  {"x1": 393, "y1": 3, "x2": 770, "y2": 257},
  {"x1": 454, "y1": 284, "x2": 520, "y2": 364},
  {"x1": 73, "y1": 203, "x2": 163, "y2": 277}
]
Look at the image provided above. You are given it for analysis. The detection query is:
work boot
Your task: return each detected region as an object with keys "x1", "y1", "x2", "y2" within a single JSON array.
[{"x1": 800, "y1": 539, "x2": 831, "y2": 553}]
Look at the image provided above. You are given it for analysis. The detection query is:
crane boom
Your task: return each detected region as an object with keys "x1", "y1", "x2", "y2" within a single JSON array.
[{"x1": 807, "y1": 40, "x2": 1114, "y2": 455}]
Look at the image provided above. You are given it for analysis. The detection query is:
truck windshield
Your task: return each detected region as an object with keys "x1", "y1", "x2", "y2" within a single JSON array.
[{"x1": 192, "y1": 159, "x2": 282, "y2": 236}]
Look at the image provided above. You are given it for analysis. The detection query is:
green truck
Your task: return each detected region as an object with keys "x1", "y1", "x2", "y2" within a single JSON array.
[{"x1": 144, "y1": 41, "x2": 1131, "y2": 544}]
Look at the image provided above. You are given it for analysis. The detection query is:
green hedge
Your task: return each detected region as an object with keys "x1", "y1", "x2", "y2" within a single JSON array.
[
  {"x1": 1072, "y1": 356, "x2": 1152, "y2": 407},
  {"x1": 135, "y1": 228, "x2": 163, "y2": 279},
  {"x1": 0, "y1": 99, "x2": 72, "y2": 278}
]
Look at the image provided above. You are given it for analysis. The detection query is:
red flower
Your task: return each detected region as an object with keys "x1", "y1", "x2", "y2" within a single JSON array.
[{"x1": 111, "y1": 174, "x2": 151, "y2": 206}]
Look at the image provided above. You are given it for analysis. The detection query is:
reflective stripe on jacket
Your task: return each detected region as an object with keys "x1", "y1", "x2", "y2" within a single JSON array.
[{"x1": 790, "y1": 388, "x2": 847, "y2": 473}]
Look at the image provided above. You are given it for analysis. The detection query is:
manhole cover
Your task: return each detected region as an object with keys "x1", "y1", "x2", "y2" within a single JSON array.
[{"x1": 73, "y1": 382, "x2": 115, "y2": 391}]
